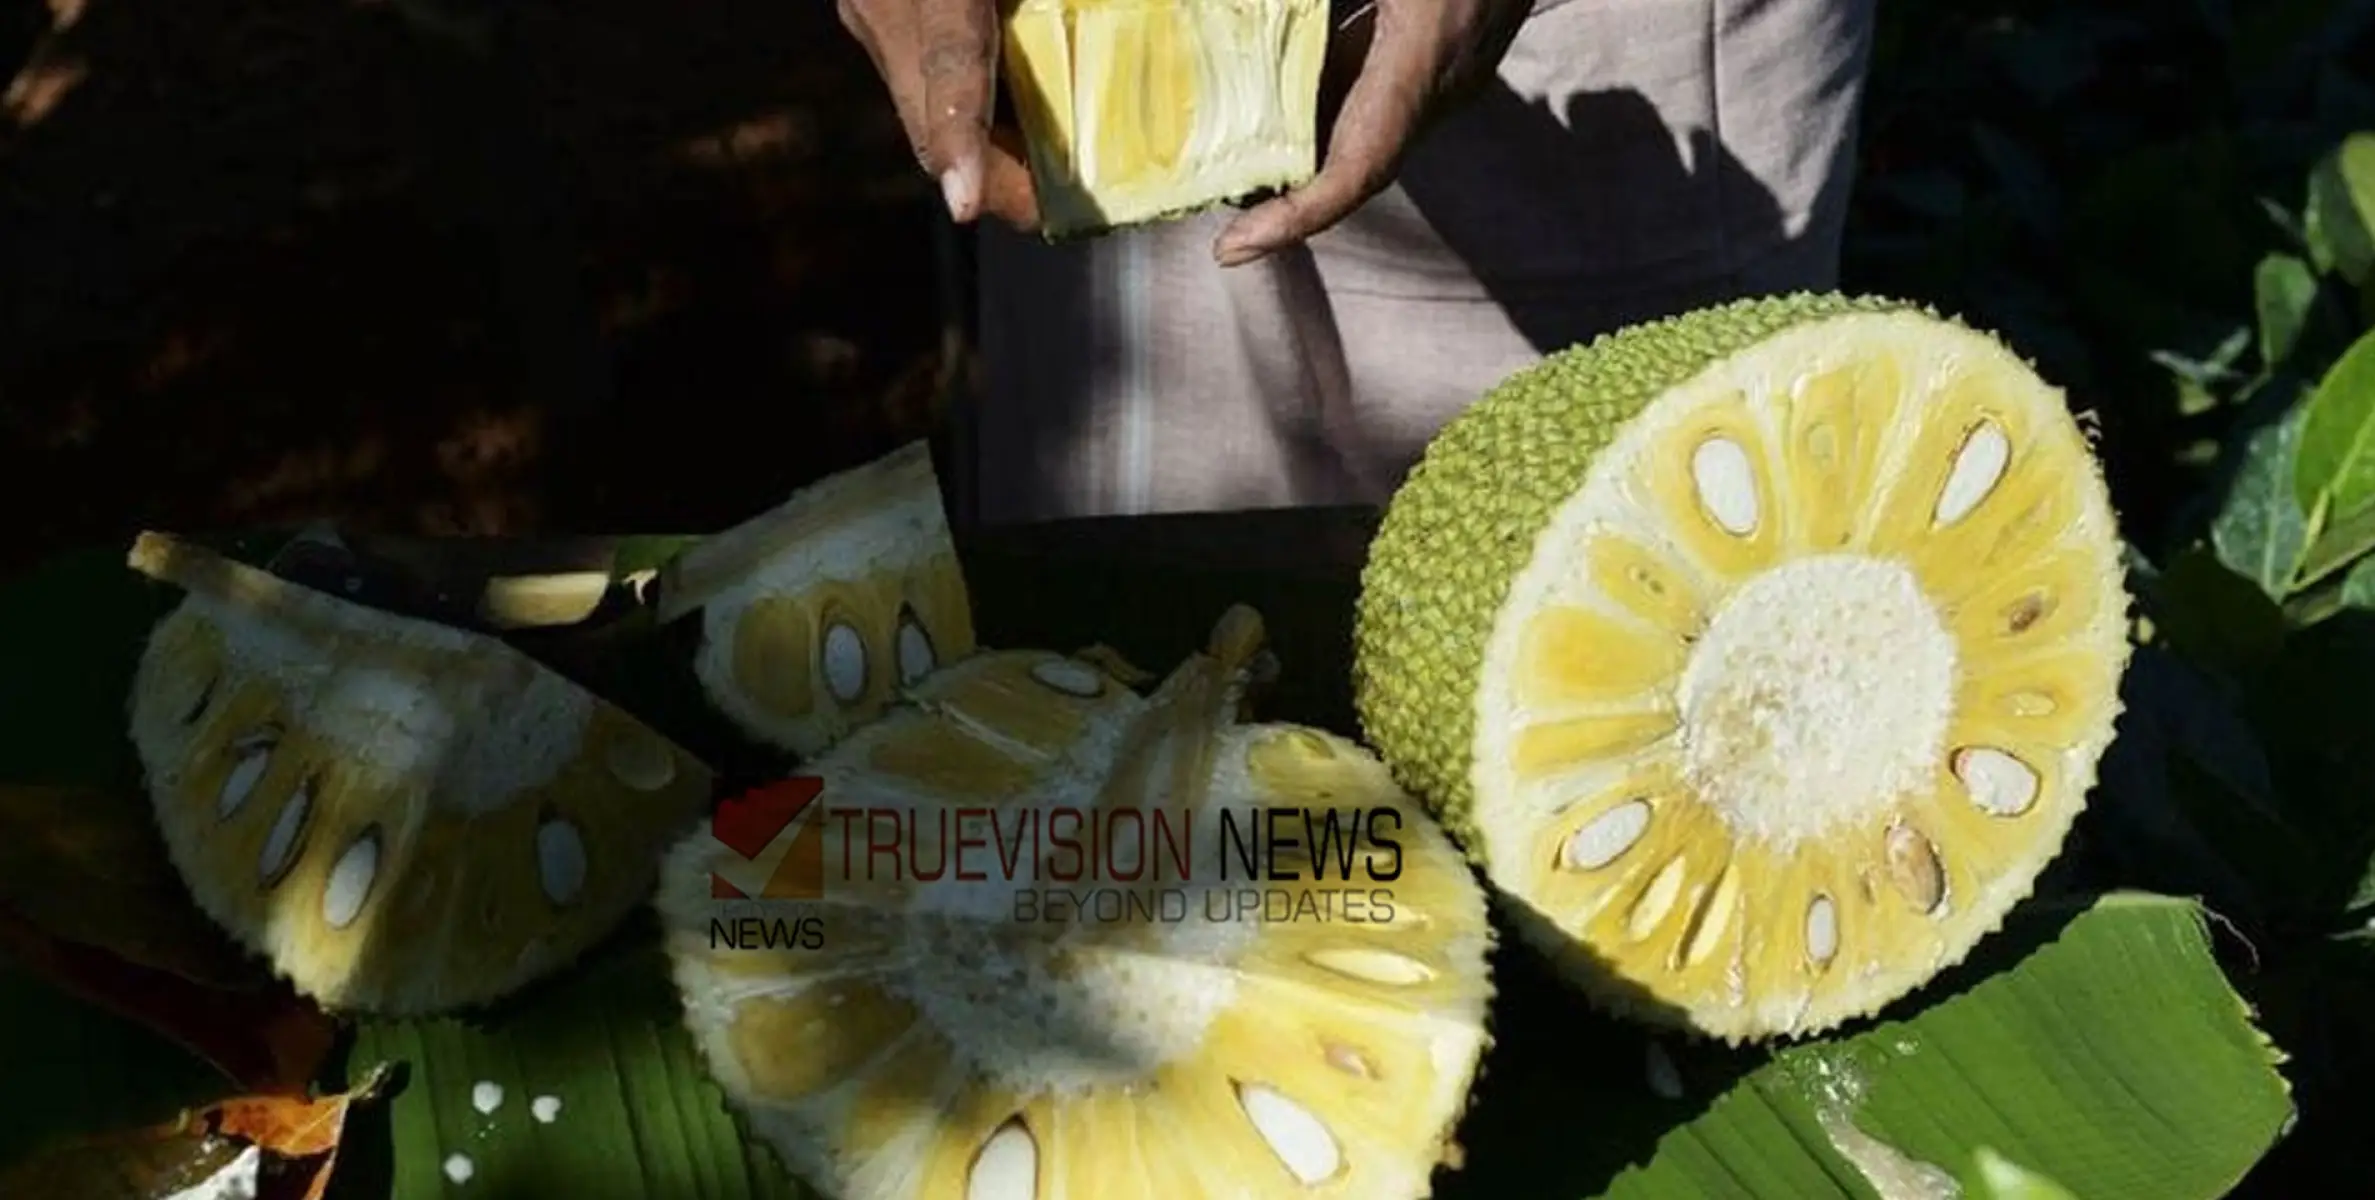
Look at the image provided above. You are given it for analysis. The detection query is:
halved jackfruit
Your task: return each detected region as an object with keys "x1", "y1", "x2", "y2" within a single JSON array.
[
  {"x1": 659, "y1": 607, "x2": 1493, "y2": 1198},
  {"x1": 1353, "y1": 296, "x2": 2133, "y2": 1042},
  {"x1": 1000, "y1": 0, "x2": 1330, "y2": 237},
  {"x1": 659, "y1": 442, "x2": 979, "y2": 760},
  {"x1": 125, "y1": 532, "x2": 714, "y2": 1015}
]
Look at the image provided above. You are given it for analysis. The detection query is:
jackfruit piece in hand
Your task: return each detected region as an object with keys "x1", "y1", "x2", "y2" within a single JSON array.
[
  {"x1": 1001, "y1": 0, "x2": 1330, "y2": 237},
  {"x1": 658, "y1": 441, "x2": 978, "y2": 760},
  {"x1": 660, "y1": 606, "x2": 1493, "y2": 1199},
  {"x1": 1352, "y1": 295, "x2": 2133, "y2": 1042},
  {"x1": 125, "y1": 531, "x2": 714, "y2": 1015}
]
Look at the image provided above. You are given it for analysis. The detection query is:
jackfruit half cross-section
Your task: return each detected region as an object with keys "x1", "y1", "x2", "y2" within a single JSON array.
[
  {"x1": 1353, "y1": 294, "x2": 2133, "y2": 1044},
  {"x1": 1000, "y1": 0, "x2": 1331, "y2": 237},
  {"x1": 660, "y1": 607, "x2": 1494, "y2": 1198},
  {"x1": 124, "y1": 531, "x2": 714, "y2": 1015}
]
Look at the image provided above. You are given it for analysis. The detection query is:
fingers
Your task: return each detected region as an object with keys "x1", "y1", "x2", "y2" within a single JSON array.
[
  {"x1": 1212, "y1": 9, "x2": 1431, "y2": 266},
  {"x1": 840, "y1": 0, "x2": 1013, "y2": 225},
  {"x1": 916, "y1": 0, "x2": 1001, "y2": 222},
  {"x1": 981, "y1": 125, "x2": 1041, "y2": 231}
]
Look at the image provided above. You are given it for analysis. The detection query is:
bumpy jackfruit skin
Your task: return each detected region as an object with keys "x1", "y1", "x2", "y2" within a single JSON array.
[
  {"x1": 125, "y1": 532, "x2": 714, "y2": 1015},
  {"x1": 1000, "y1": 0, "x2": 1328, "y2": 238},
  {"x1": 660, "y1": 442, "x2": 979, "y2": 760},
  {"x1": 1351, "y1": 293, "x2": 2133, "y2": 1041},
  {"x1": 660, "y1": 608, "x2": 1494, "y2": 1199},
  {"x1": 1355, "y1": 294, "x2": 1902, "y2": 850}
]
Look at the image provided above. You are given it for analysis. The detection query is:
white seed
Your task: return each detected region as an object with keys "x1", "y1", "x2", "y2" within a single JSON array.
[
  {"x1": 1562, "y1": 799, "x2": 1652, "y2": 871},
  {"x1": 604, "y1": 735, "x2": 676, "y2": 791},
  {"x1": 1645, "y1": 1041, "x2": 1683, "y2": 1100},
  {"x1": 965, "y1": 1118, "x2": 1037, "y2": 1200},
  {"x1": 1885, "y1": 825, "x2": 1947, "y2": 914},
  {"x1": 1029, "y1": 658, "x2": 1103, "y2": 697},
  {"x1": 1806, "y1": 894, "x2": 1840, "y2": 966},
  {"x1": 442, "y1": 1153, "x2": 475, "y2": 1185},
  {"x1": 896, "y1": 619, "x2": 936, "y2": 684},
  {"x1": 1955, "y1": 747, "x2": 2040, "y2": 817},
  {"x1": 1238, "y1": 1082, "x2": 1343, "y2": 1184},
  {"x1": 531, "y1": 1095, "x2": 563, "y2": 1124},
  {"x1": 322, "y1": 831, "x2": 380, "y2": 930},
  {"x1": 217, "y1": 733, "x2": 275, "y2": 820},
  {"x1": 257, "y1": 783, "x2": 312, "y2": 884},
  {"x1": 1934, "y1": 421, "x2": 2011, "y2": 527},
  {"x1": 821, "y1": 622, "x2": 868, "y2": 702},
  {"x1": 1303, "y1": 947, "x2": 1434, "y2": 986},
  {"x1": 1690, "y1": 436, "x2": 1760, "y2": 535},
  {"x1": 1322, "y1": 1041, "x2": 1376, "y2": 1079},
  {"x1": 536, "y1": 818, "x2": 589, "y2": 906},
  {"x1": 471, "y1": 1081, "x2": 504, "y2": 1115}
]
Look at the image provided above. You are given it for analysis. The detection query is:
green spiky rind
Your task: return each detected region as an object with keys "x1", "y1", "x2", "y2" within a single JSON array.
[{"x1": 1350, "y1": 292, "x2": 1924, "y2": 861}]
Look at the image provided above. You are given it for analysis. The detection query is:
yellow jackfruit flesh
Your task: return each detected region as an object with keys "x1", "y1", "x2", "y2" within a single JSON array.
[
  {"x1": 660, "y1": 607, "x2": 1494, "y2": 1198},
  {"x1": 1352, "y1": 295, "x2": 2132, "y2": 1042},
  {"x1": 659, "y1": 441, "x2": 979, "y2": 760},
  {"x1": 124, "y1": 532, "x2": 714, "y2": 1015},
  {"x1": 1001, "y1": 0, "x2": 1329, "y2": 237}
]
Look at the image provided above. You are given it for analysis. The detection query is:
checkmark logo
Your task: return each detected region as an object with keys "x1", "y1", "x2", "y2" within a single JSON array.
[{"x1": 711, "y1": 777, "x2": 826, "y2": 900}]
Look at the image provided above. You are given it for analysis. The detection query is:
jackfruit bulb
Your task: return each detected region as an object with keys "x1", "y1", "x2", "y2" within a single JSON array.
[
  {"x1": 659, "y1": 441, "x2": 979, "y2": 760},
  {"x1": 124, "y1": 531, "x2": 714, "y2": 1014},
  {"x1": 1000, "y1": 0, "x2": 1329, "y2": 237},
  {"x1": 1352, "y1": 294, "x2": 2133, "y2": 1042},
  {"x1": 660, "y1": 606, "x2": 1494, "y2": 1198}
]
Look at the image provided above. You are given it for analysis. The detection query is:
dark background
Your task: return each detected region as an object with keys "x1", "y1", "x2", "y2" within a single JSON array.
[
  {"x1": 0, "y1": 0, "x2": 2360, "y2": 579},
  {"x1": 5, "y1": 2, "x2": 2375, "y2": 1194}
]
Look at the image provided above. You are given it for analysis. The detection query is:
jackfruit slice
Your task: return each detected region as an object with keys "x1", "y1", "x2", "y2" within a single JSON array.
[
  {"x1": 659, "y1": 442, "x2": 979, "y2": 759},
  {"x1": 659, "y1": 607, "x2": 1493, "y2": 1198},
  {"x1": 124, "y1": 531, "x2": 715, "y2": 1015},
  {"x1": 1352, "y1": 295, "x2": 2133, "y2": 1042},
  {"x1": 1000, "y1": 0, "x2": 1330, "y2": 237}
]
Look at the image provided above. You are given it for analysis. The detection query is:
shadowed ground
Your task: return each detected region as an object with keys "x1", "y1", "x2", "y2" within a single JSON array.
[{"x1": 0, "y1": 0, "x2": 956, "y2": 581}]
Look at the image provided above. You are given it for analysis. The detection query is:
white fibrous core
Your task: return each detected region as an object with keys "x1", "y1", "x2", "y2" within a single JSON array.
[
  {"x1": 1676, "y1": 555, "x2": 1957, "y2": 848},
  {"x1": 889, "y1": 926, "x2": 1242, "y2": 1097},
  {"x1": 164, "y1": 593, "x2": 595, "y2": 815}
]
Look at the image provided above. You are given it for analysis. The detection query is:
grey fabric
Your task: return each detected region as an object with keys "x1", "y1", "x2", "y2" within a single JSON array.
[{"x1": 962, "y1": 0, "x2": 1879, "y2": 527}]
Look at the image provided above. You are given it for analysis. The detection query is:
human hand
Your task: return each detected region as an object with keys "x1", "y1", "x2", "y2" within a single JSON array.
[
  {"x1": 836, "y1": 0, "x2": 1042, "y2": 230},
  {"x1": 1212, "y1": 0, "x2": 1532, "y2": 267}
]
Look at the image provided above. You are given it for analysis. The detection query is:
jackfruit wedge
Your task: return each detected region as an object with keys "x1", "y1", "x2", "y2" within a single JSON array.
[
  {"x1": 124, "y1": 531, "x2": 714, "y2": 1014},
  {"x1": 659, "y1": 442, "x2": 979, "y2": 760},
  {"x1": 1001, "y1": 0, "x2": 1330, "y2": 237},
  {"x1": 1353, "y1": 295, "x2": 2133, "y2": 1042},
  {"x1": 659, "y1": 607, "x2": 1494, "y2": 1198}
]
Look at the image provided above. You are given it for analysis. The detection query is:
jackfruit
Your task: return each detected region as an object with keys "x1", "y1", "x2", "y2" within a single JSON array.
[
  {"x1": 999, "y1": 0, "x2": 1330, "y2": 237},
  {"x1": 1351, "y1": 294, "x2": 2132, "y2": 1042},
  {"x1": 659, "y1": 442, "x2": 979, "y2": 759},
  {"x1": 124, "y1": 531, "x2": 714, "y2": 1015},
  {"x1": 659, "y1": 606, "x2": 1493, "y2": 1198}
]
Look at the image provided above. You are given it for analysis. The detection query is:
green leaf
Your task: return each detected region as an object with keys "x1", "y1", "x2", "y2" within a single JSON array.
[
  {"x1": 2258, "y1": 254, "x2": 2321, "y2": 368},
  {"x1": 2294, "y1": 326, "x2": 2375, "y2": 532},
  {"x1": 2343, "y1": 553, "x2": 2375, "y2": 610},
  {"x1": 1571, "y1": 894, "x2": 2290, "y2": 1200},
  {"x1": 2305, "y1": 131, "x2": 2375, "y2": 283},
  {"x1": 2213, "y1": 401, "x2": 2312, "y2": 599},
  {"x1": 1974, "y1": 1148, "x2": 2082, "y2": 1200},
  {"x1": 341, "y1": 933, "x2": 809, "y2": 1200},
  {"x1": 2151, "y1": 547, "x2": 2290, "y2": 674}
]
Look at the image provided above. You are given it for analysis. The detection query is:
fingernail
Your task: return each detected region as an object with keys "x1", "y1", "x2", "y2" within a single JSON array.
[{"x1": 940, "y1": 161, "x2": 981, "y2": 223}]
